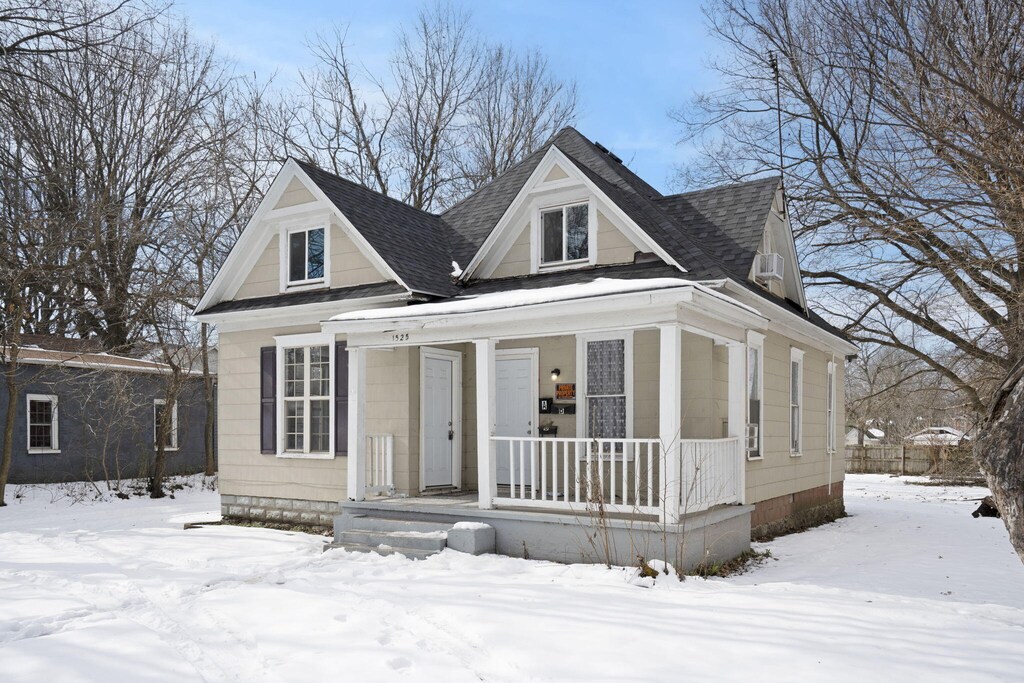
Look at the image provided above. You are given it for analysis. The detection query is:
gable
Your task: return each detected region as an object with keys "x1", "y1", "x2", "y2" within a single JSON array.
[
  {"x1": 463, "y1": 145, "x2": 677, "y2": 280},
  {"x1": 274, "y1": 176, "x2": 317, "y2": 209},
  {"x1": 750, "y1": 190, "x2": 806, "y2": 307}
]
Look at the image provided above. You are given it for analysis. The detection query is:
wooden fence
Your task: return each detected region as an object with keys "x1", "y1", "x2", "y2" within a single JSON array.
[{"x1": 844, "y1": 445, "x2": 978, "y2": 477}]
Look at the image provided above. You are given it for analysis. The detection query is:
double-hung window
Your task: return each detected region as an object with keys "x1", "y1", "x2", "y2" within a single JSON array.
[
  {"x1": 283, "y1": 344, "x2": 331, "y2": 455},
  {"x1": 541, "y1": 203, "x2": 589, "y2": 266},
  {"x1": 26, "y1": 394, "x2": 59, "y2": 453},
  {"x1": 790, "y1": 347, "x2": 804, "y2": 455},
  {"x1": 153, "y1": 399, "x2": 178, "y2": 451},
  {"x1": 746, "y1": 335, "x2": 764, "y2": 459},
  {"x1": 287, "y1": 226, "x2": 325, "y2": 285}
]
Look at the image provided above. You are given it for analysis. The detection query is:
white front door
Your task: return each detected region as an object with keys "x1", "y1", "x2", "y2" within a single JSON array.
[
  {"x1": 495, "y1": 355, "x2": 535, "y2": 486},
  {"x1": 422, "y1": 353, "x2": 456, "y2": 488}
]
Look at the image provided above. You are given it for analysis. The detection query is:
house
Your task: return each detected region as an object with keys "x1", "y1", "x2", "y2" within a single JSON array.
[
  {"x1": 1, "y1": 335, "x2": 212, "y2": 484},
  {"x1": 905, "y1": 426, "x2": 968, "y2": 446},
  {"x1": 845, "y1": 425, "x2": 885, "y2": 446},
  {"x1": 195, "y1": 128, "x2": 855, "y2": 567}
]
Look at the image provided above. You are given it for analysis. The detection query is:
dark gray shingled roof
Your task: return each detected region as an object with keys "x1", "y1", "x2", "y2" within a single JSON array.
[
  {"x1": 199, "y1": 281, "x2": 406, "y2": 315},
  {"x1": 295, "y1": 160, "x2": 457, "y2": 297},
  {"x1": 655, "y1": 176, "x2": 781, "y2": 281}
]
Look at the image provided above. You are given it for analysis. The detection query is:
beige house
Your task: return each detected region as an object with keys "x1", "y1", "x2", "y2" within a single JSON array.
[{"x1": 196, "y1": 128, "x2": 855, "y2": 567}]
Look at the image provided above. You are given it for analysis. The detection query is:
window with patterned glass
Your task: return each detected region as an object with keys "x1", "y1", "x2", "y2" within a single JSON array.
[
  {"x1": 541, "y1": 203, "x2": 589, "y2": 265},
  {"x1": 27, "y1": 394, "x2": 58, "y2": 452},
  {"x1": 283, "y1": 345, "x2": 331, "y2": 453},
  {"x1": 287, "y1": 227, "x2": 325, "y2": 284},
  {"x1": 586, "y1": 338, "x2": 626, "y2": 441}
]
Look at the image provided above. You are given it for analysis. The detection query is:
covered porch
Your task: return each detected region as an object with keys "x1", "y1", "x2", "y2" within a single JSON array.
[{"x1": 326, "y1": 279, "x2": 765, "y2": 528}]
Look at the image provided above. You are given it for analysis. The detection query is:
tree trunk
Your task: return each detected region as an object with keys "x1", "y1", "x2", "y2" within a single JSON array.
[
  {"x1": 150, "y1": 442, "x2": 166, "y2": 499},
  {"x1": 974, "y1": 360, "x2": 1024, "y2": 566},
  {"x1": 201, "y1": 321, "x2": 215, "y2": 476},
  {"x1": 0, "y1": 347, "x2": 18, "y2": 507}
]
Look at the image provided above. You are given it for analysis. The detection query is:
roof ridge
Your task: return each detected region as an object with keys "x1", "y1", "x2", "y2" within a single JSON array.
[{"x1": 658, "y1": 174, "x2": 780, "y2": 201}]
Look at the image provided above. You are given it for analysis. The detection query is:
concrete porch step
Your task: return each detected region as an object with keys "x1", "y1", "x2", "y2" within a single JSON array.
[
  {"x1": 337, "y1": 528, "x2": 448, "y2": 553},
  {"x1": 336, "y1": 514, "x2": 454, "y2": 535},
  {"x1": 326, "y1": 540, "x2": 438, "y2": 561}
]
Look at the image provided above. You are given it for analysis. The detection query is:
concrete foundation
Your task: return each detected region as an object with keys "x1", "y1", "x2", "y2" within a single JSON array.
[
  {"x1": 337, "y1": 501, "x2": 752, "y2": 570},
  {"x1": 750, "y1": 482, "x2": 845, "y2": 540},
  {"x1": 221, "y1": 494, "x2": 340, "y2": 528}
]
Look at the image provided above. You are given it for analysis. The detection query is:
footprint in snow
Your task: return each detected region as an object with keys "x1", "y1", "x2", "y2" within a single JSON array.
[{"x1": 387, "y1": 656, "x2": 411, "y2": 671}]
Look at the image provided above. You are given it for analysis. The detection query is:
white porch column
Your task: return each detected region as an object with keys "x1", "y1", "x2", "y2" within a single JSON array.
[
  {"x1": 727, "y1": 342, "x2": 747, "y2": 505},
  {"x1": 659, "y1": 324, "x2": 682, "y2": 524},
  {"x1": 346, "y1": 346, "x2": 367, "y2": 502},
  {"x1": 474, "y1": 339, "x2": 497, "y2": 510}
]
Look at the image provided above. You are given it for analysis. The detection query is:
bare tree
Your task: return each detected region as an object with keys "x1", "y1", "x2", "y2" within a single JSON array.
[{"x1": 677, "y1": 0, "x2": 1024, "y2": 562}]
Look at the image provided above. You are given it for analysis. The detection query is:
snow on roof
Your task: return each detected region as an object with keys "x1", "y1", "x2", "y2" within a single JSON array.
[{"x1": 329, "y1": 277, "x2": 754, "y2": 322}]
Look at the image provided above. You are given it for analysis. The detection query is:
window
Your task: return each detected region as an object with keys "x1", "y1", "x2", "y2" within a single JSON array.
[
  {"x1": 541, "y1": 203, "x2": 589, "y2": 265},
  {"x1": 826, "y1": 359, "x2": 836, "y2": 453},
  {"x1": 153, "y1": 399, "x2": 178, "y2": 451},
  {"x1": 746, "y1": 337, "x2": 764, "y2": 459},
  {"x1": 283, "y1": 344, "x2": 331, "y2": 454},
  {"x1": 579, "y1": 333, "x2": 632, "y2": 452},
  {"x1": 790, "y1": 348, "x2": 804, "y2": 455},
  {"x1": 287, "y1": 226, "x2": 325, "y2": 284},
  {"x1": 26, "y1": 394, "x2": 59, "y2": 453}
]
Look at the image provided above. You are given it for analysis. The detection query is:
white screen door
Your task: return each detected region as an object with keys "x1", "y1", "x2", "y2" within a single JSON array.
[{"x1": 495, "y1": 355, "x2": 534, "y2": 486}]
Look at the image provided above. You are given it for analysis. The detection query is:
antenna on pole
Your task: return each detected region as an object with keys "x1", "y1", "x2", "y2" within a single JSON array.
[{"x1": 768, "y1": 50, "x2": 785, "y2": 215}]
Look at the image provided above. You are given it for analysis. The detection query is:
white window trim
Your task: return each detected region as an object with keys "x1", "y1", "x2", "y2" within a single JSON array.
[
  {"x1": 26, "y1": 393, "x2": 60, "y2": 454},
  {"x1": 278, "y1": 219, "x2": 331, "y2": 292},
  {"x1": 790, "y1": 347, "x2": 805, "y2": 457},
  {"x1": 746, "y1": 331, "x2": 765, "y2": 461},
  {"x1": 275, "y1": 332, "x2": 335, "y2": 460},
  {"x1": 531, "y1": 194, "x2": 598, "y2": 273},
  {"x1": 826, "y1": 358, "x2": 836, "y2": 454},
  {"x1": 576, "y1": 331, "x2": 634, "y2": 448},
  {"x1": 153, "y1": 398, "x2": 179, "y2": 452}
]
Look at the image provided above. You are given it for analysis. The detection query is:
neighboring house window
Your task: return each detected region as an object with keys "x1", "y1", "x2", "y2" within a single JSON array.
[
  {"x1": 283, "y1": 344, "x2": 331, "y2": 454},
  {"x1": 26, "y1": 394, "x2": 59, "y2": 453},
  {"x1": 826, "y1": 359, "x2": 836, "y2": 453},
  {"x1": 746, "y1": 333, "x2": 764, "y2": 459},
  {"x1": 541, "y1": 203, "x2": 589, "y2": 265},
  {"x1": 790, "y1": 347, "x2": 805, "y2": 455},
  {"x1": 287, "y1": 226, "x2": 325, "y2": 284},
  {"x1": 153, "y1": 399, "x2": 178, "y2": 451},
  {"x1": 579, "y1": 333, "x2": 632, "y2": 447}
]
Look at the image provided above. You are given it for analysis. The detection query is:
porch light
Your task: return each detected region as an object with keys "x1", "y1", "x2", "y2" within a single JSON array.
[{"x1": 551, "y1": 368, "x2": 561, "y2": 381}]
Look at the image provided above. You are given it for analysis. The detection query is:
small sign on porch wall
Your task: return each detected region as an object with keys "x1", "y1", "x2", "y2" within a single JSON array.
[{"x1": 555, "y1": 383, "x2": 576, "y2": 401}]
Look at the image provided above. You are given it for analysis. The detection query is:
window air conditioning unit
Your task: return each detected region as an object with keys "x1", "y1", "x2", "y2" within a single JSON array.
[{"x1": 754, "y1": 253, "x2": 784, "y2": 282}]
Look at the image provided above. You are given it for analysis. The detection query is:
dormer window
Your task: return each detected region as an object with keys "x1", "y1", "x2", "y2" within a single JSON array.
[
  {"x1": 287, "y1": 226, "x2": 325, "y2": 284},
  {"x1": 541, "y1": 203, "x2": 589, "y2": 266}
]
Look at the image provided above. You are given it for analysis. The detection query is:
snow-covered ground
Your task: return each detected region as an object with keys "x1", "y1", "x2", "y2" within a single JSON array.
[{"x1": 2, "y1": 474, "x2": 1022, "y2": 682}]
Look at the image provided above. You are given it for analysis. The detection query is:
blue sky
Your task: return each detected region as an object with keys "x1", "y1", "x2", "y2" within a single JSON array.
[{"x1": 174, "y1": 0, "x2": 724, "y2": 192}]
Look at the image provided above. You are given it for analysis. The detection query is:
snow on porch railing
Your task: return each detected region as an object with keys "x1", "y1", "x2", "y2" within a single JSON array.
[
  {"x1": 490, "y1": 437, "x2": 662, "y2": 516},
  {"x1": 679, "y1": 437, "x2": 742, "y2": 513},
  {"x1": 366, "y1": 434, "x2": 394, "y2": 496}
]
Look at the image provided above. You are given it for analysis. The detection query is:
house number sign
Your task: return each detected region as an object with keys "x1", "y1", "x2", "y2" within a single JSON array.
[{"x1": 391, "y1": 333, "x2": 410, "y2": 342}]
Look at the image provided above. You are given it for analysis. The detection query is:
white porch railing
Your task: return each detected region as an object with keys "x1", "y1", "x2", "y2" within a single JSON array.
[
  {"x1": 491, "y1": 437, "x2": 663, "y2": 516},
  {"x1": 366, "y1": 434, "x2": 394, "y2": 496},
  {"x1": 679, "y1": 437, "x2": 743, "y2": 513},
  {"x1": 489, "y1": 436, "x2": 743, "y2": 518}
]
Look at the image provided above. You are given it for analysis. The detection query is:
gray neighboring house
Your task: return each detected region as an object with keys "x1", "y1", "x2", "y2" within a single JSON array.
[{"x1": 2, "y1": 335, "x2": 212, "y2": 484}]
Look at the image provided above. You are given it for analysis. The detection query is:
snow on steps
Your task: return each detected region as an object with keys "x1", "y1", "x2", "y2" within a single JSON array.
[{"x1": 325, "y1": 514, "x2": 495, "y2": 559}]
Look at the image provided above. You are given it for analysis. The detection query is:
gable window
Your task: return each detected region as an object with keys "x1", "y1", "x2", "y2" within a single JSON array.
[
  {"x1": 27, "y1": 394, "x2": 59, "y2": 453},
  {"x1": 287, "y1": 226, "x2": 325, "y2": 284},
  {"x1": 281, "y1": 343, "x2": 331, "y2": 455},
  {"x1": 541, "y1": 203, "x2": 589, "y2": 265},
  {"x1": 746, "y1": 334, "x2": 764, "y2": 459},
  {"x1": 153, "y1": 399, "x2": 178, "y2": 451},
  {"x1": 790, "y1": 347, "x2": 804, "y2": 455}
]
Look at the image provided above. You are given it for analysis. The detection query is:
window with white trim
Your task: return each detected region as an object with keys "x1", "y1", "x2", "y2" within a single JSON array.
[
  {"x1": 153, "y1": 399, "x2": 178, "y2": 451},
  {"x1": 746, "y1": 343, "x2": 763, "y2": 458},
  {"x1": 283, "y1": 345, "x2": 331, "y2": 454},
  {"x1": 580, "y1": 333, "x2": 633, "y2": 449},
  {"x1": 790, "y1": 348, "x2": 804, "y2": 455},
  {"x1": 541, "y1": 202, "x2": 589, "y2": 266},
  {"x1": 27, "y1": 394, "x2": 59, "y2": 453},
  {"x1": 287, "y1": 226, "x2": 325, "y2": 284},
  {"x1": 826, "y1": 359, "x2": 836, "y2": 453}
]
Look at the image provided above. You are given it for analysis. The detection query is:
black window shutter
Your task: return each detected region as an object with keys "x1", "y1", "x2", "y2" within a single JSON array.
[
  {"x1": 260, "y1": 347, "x2": 276, "y2": 454},
  {"x1": 335, "y1": 341, "x2": 349, "y2": 455}
]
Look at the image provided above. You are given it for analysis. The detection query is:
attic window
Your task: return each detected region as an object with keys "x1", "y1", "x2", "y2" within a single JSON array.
[
  {"x1": 288, "y1": 227, "x2": 325, "y2": 284},
  {"x1": 541, "y1": 203, "x2": 589, "y2": 265}
]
